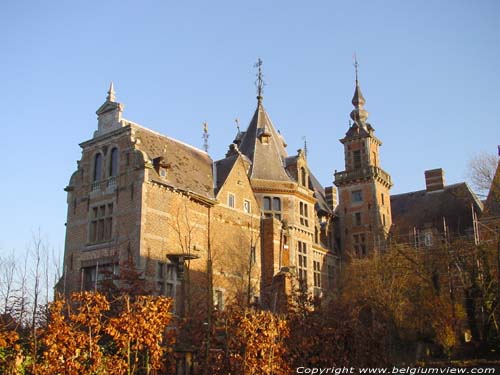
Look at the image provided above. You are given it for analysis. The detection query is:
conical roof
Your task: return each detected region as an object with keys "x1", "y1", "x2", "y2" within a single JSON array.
[{"x1": 238, "y1": 100, "x2": 291, "y2": 181}]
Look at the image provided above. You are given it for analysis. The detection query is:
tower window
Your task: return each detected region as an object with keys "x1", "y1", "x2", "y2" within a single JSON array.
[
  {"x1": 381, "y1": 193, "x2": 385, "y2": 206},
  {"x1": 354, "y1": 212, "x2": 362, "y2": 226},
  {"x1": 93, "y1": 153, "x2": 103, "y2": 182},
  {"x1": 383, "y1": 214, "x2": 386, "y2": 226},
  {"x1": 353, "y1": 234, "x2": 367, "y2": 256},
  {"x1": 351, "y1": 190, "x2": 363, "y2": 203},
  {"x1": 353, "y1": 150, "x2": 362, "y2": 169},
  {"x1": 109, "y1": 148, "x2": 119, "y2": 177}
]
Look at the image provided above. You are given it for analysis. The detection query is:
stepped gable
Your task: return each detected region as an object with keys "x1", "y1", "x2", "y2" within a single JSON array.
[{"x1": 132, "y1": 125, "x2": 215, "y2": 199}]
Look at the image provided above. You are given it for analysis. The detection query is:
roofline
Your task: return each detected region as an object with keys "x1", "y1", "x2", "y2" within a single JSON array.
[{"x1": 127, "y1": 120, "x2": 211, "y2": 157}]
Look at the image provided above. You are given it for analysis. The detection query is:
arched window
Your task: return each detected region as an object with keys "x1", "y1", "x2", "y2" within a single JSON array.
[
  {"x1": 93, "y1": 153, "x2": 103, "y2": 182},
  {"x1": 109, "y1": 148, "x2": 119, "y2": 177}
]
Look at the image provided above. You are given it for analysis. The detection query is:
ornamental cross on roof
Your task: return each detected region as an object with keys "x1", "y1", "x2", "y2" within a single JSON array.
[
  {"x1": 254, "y1": 58, "x2": 265, "y2": 100},
  {"x1": 202, "y1": 122, "x2": 209, "y2": 152}
]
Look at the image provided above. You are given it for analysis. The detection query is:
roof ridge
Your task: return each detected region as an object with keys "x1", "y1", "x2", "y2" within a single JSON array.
[{"x1": 127, "y1": 120, "x2": 210, "y2": 157}]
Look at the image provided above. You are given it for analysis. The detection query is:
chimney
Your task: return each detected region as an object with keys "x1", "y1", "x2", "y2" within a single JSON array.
[
  {"x1": 325, "y1": 186, "x2": 338, "y2": 209},
  {"x1": 425, "y1": 168, "x2": 445, "y2": 192}
]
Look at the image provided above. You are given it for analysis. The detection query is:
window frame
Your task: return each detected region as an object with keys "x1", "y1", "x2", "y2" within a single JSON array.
[{"x1": 89, "y1": 202, "x2": 114, "y2": 244}]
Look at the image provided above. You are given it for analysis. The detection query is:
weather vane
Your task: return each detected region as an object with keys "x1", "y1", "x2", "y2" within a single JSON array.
[
  {"x1": 202, "y1": 122, "x2": 209, "y2": 152},
  {"x1": 235, "y1": 118, "x2": 240, "y2": 133},
  {"x1": 254, "y1": 58, "x2": 265, "y2": 99},
  {"x1": 302, "y1": 136, "x2": 308, "y2": 159}
]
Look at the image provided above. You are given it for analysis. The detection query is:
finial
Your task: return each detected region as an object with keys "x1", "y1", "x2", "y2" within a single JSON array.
[
  {"x1": 254, "y1": 58, "x2": 265, "y2": 101},
  {"x1": 202, "y1": 122, "x2": 209, "y2": 152},
  {"x1": 302, "y1": 136, "x2": 308, "y2": 159},
  {"x1": 106, "y1": 81, "x2": 116, "y2": 102},
  {"x1": 353, "y1": 53, "x2": 359, "y2": 84},
  {"x1": 235, "y1": 118, "x2": 240, "y2": 133}
]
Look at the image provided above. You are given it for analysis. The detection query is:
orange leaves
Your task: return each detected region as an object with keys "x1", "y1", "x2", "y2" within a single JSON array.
[
  {"x1": 208, "y1": 307, "x2": 291, "y2": 375},
  {"x1": 34, "y1": 292, "x2": 175, "y2": 375}
]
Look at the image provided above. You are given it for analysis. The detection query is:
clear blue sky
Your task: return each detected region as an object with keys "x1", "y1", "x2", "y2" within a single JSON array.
[{"x1": 1, "y1": 1, "x2": 499, "y2": 256}]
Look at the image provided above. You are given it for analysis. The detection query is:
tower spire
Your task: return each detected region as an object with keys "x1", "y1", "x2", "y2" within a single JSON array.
[
  {"x1": 350, "y1": 57, "x2": 369, "y2": 125},
  {"x1": 106, "y1": 81, "x2": 116, "y2": 102},
  {"x1": 254, "y1": 58, "x2": 265, "y2": 102}
]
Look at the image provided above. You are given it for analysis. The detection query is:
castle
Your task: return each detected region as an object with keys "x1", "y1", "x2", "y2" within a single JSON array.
[{"x1": 61, "y1": 63, "x2": 486, "y2": 312}]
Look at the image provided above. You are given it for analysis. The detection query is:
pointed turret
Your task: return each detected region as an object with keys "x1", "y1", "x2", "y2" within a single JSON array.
[{"x1": 233, "y1": 60, "x2": 291, "y2": 181}]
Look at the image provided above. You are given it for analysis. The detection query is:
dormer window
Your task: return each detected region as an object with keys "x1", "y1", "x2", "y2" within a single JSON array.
[
  {"x1": 93, "y1": 153, "x2": 103, "y2": 182},
  {"x1": 300, "y1": 167, "x2": 307, "y2": 187}
]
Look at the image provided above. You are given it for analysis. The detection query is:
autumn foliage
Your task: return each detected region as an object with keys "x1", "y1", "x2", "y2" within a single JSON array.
[{"x1": 0, "y1": 291, "x2": 175, "y2": 375}]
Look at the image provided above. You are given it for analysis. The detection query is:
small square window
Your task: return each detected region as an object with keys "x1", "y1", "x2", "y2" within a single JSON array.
[
  {"x1": 352, "y1": 190, "x2": 363, "y2": 203},
  {"x1": 228, "y1": 193, "x2": 235, "y2": 208}
]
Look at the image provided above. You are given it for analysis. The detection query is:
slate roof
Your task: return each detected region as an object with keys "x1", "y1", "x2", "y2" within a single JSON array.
[
  {"x1": 238, "y1": 101, "x2": 292, "y2": 182},
  {"x1": 132, "y1": 124, "x2": 215, "y2": 199},
  {"x1": 214, "y1": 154, "x2": 239, "y2": 195},
  {"x1": 390, "y1": 183, "x2": 483, "y2": 237},
  {"x1": 309, "y1": 173, "x2": 332, "y2": 215}
]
